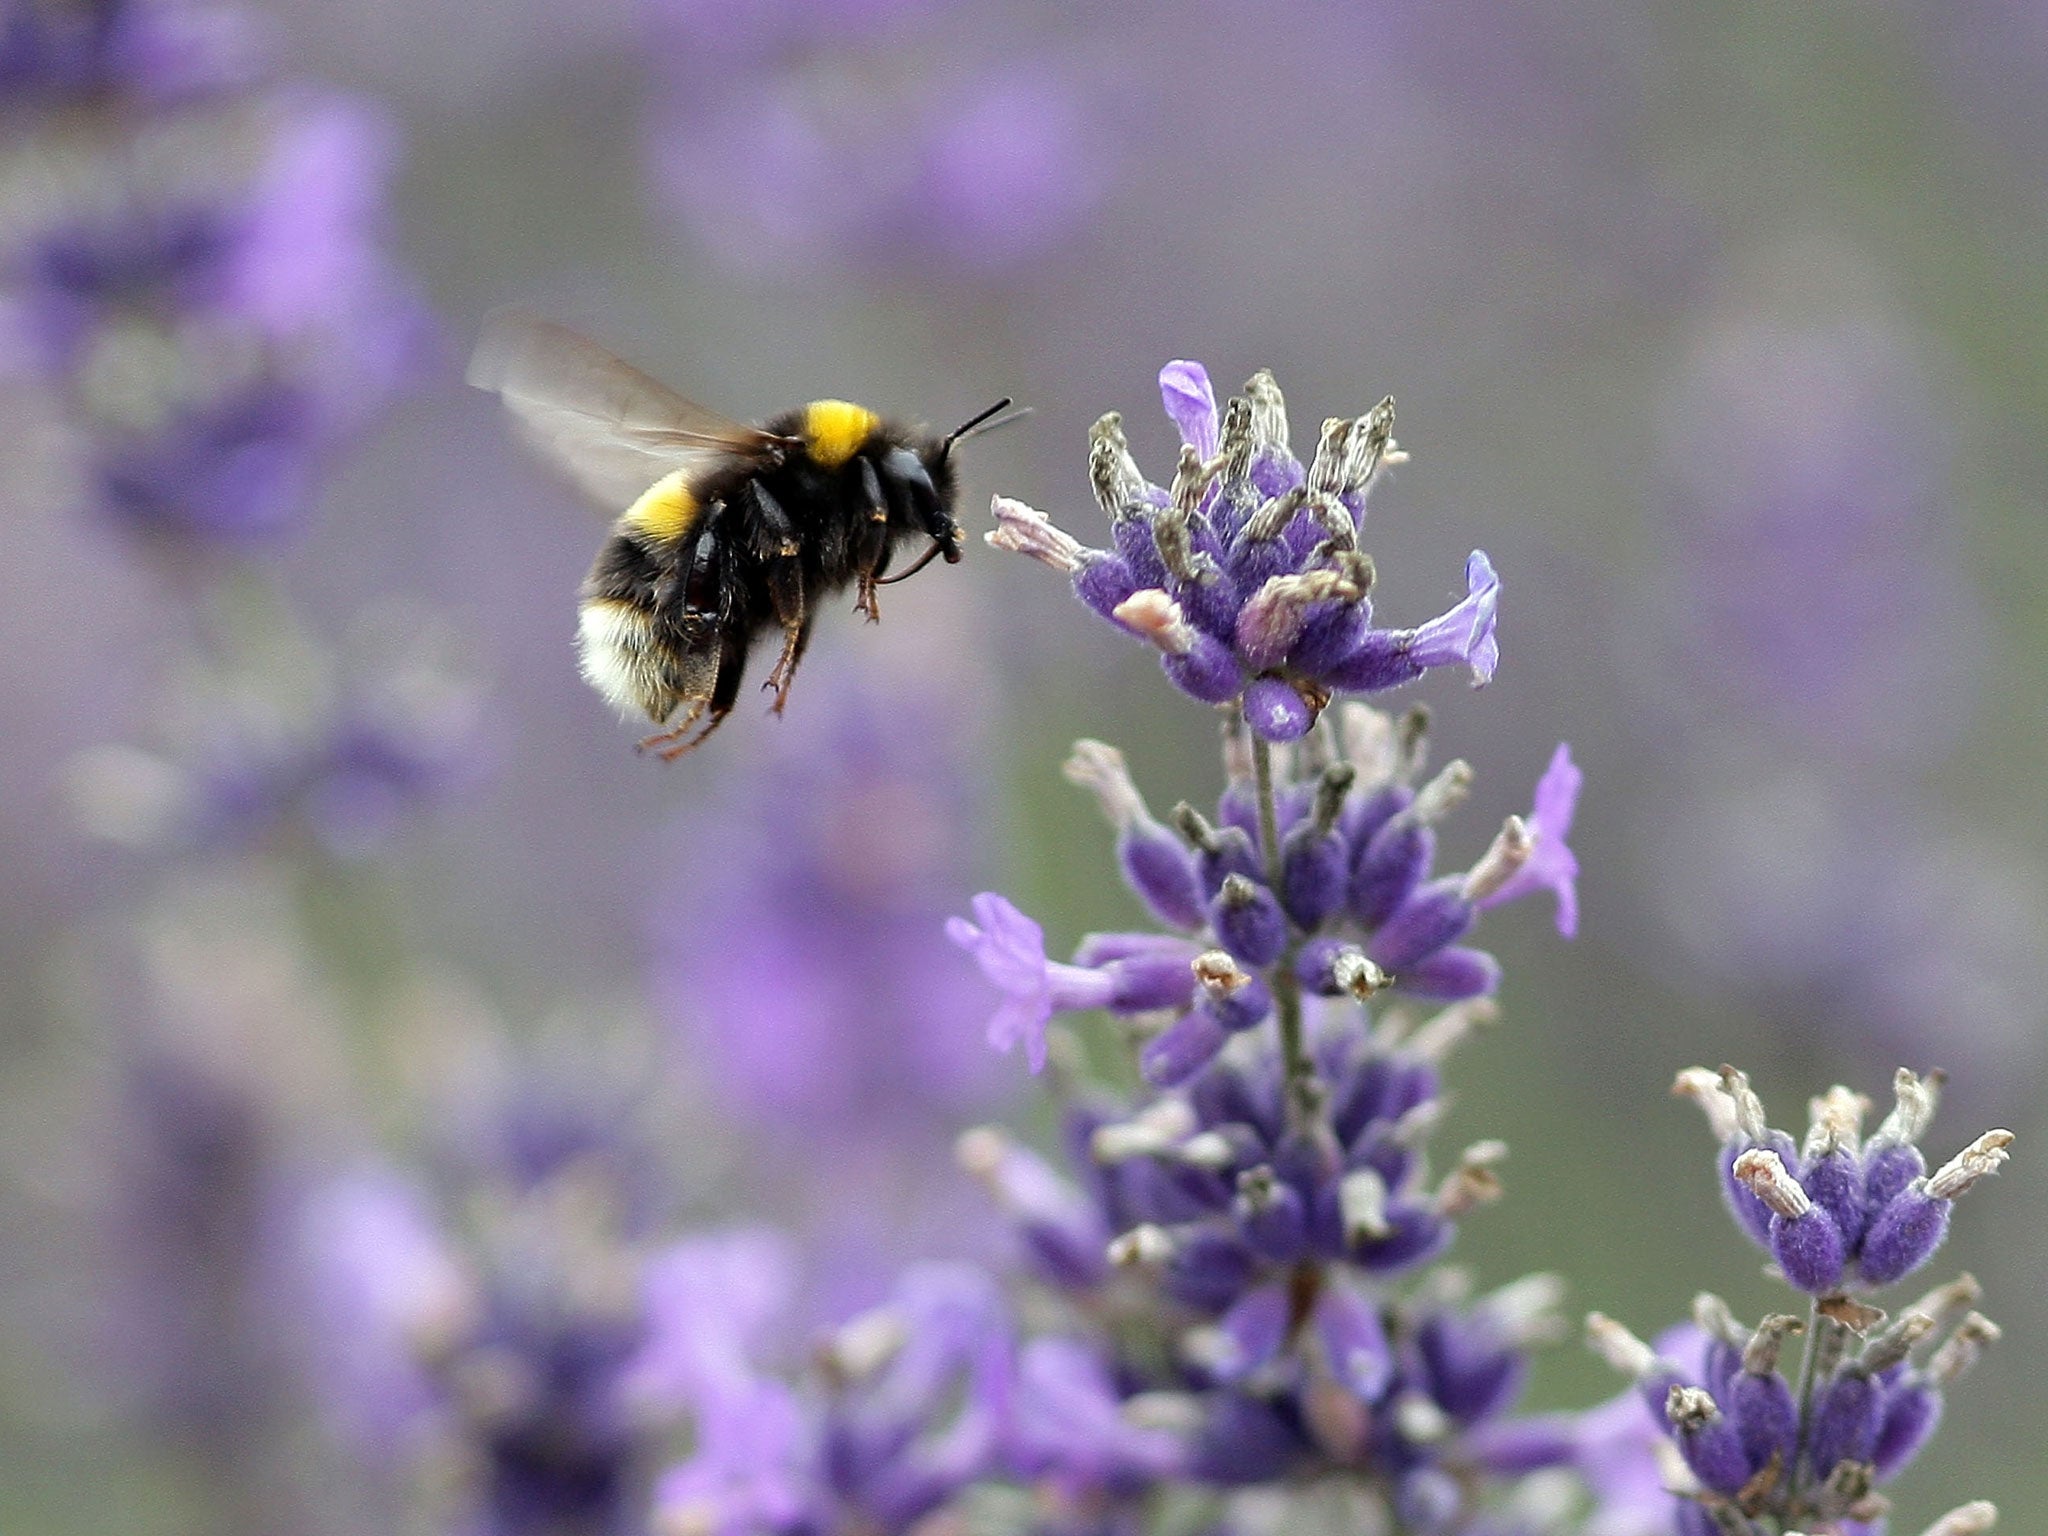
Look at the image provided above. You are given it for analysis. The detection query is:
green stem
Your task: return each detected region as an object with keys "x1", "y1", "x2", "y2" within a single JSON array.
[
  {"x1": 1250, "y1": 735, "x2": 1317, "y2": 1129},
  {"x1": 1789, "y1": 1294, "x2": 1826, "y2": 1506}
]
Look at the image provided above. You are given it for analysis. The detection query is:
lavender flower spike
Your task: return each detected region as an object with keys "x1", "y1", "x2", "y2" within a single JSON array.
[
  {"x1": 1476, "y1": 743, "x2": 1582, "y2": 937},
  {"x1": 988, "y1": 365, "x2": 1508, "y2": 739}
]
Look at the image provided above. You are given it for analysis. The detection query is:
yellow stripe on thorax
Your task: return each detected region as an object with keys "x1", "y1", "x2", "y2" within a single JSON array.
[
  {"x1": 802, "y1": 399, "x2": 879, "y2": 470},
  {"x1": 620, "y1": 469, "x2": 700, "y2": 542}
]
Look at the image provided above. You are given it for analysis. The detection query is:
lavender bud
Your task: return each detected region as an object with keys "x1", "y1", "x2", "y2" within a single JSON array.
[
  {"x1": 1210, "y1": 874, "x2": 1287, "y2": 968},
  {"x1": 1174, "y1": 804, "x2": 1261, "y2": 894},
  {"x1": 1872, "y1": 1378, "x2": 1943, "y2": 1478},
  {"x1": 1233, "y1": 1167, "x2": 1308, "y2": 1262},
  {"x1": 1367, "y1": 880, "x2": 1477, "y2": 974},
  {"x1": 1857, "y1": 1188, "x2": 1949, "y2": 1287},
  {"x1": 1163, "y1": 632, "x2": 1249, "y2": 704},
  {"x1": 1242, "y1": 675, "x2": 1316, "y2": 743},
  {"x1": 1073, "y1": 552, "x2": 1141, "y2": 622},
  {"x1": 1063, "y1": 739, "x2": 1204, "y2": 930},
  {"x1": 1665, "y1": 1386, "x2": 1750, "y2": 1495},
  {"x1": 1807, "y1": 1368, "x2": 1883, "y2": 1479},
  {"x1": 1726, "y1": 1366, "x2": 1797, "y2": 1477},
  {"x1": 1280, "y1": 818, "x2": 1350, "y2": 932},
  {"x1": 1395, "y1": 947, "x2": 1500, "y2": 1001},
  {"x1": 1140, "y1": 1008, "x2": 1230, "y2": 1088}
]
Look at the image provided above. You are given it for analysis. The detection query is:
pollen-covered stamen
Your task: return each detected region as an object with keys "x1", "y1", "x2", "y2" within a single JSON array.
[
  {"x1": 1859, "y1": 1311, "x2": 1936, "y2": 1375},
  {"x1": 1918, "y1": 1502, "x2": 1999, "y2": 1536},
  {"x1": 1462, "y1": 815, "x2": 1535, "y2": 903},
  {"x1": 1090, "y1": 1100, "x2": 1198, "y2": 1162},
  {"x1": 1805, "y1": 1085, "x2": 1871, "y2": 1160},
  {"x1": 1245, "y1": 369, "x2": 1289, "y2": 449},
  {"x1": 1871, "y1": 1068, "x2": 1943, "y2": 1148},
  {"x1": 1409, "y1": 758, "x2": 1475, "y2": 826},
  {"x1": 1924, "y1": 1130, "x2": 2014, "y2": 1200},
  {"x1": 1405, "y1": 998, "x2": 1496, "y2": 1062},
  {"x1": 1741, "y1": 1312, "x2": 1805, "y2": 1375},
  {"x1": 1111, "y1": 590, "x2": 1197, "y2": 655},
  {"x1": 1690, "y1": 1292, "x2": 1746, "y2": 1349},
  {"x1": 1927, "y1": 1312, "x2": 2000, "y2": 1385},
  {"x1": 1482, "y1": 1272, "x2": 1567, "y2": 1346},
  {"x1": 1664, "y1": 1384, "x2": 1721, "y2": 1432},
  {"x1": 987, "y1": 495, "x2": 1088, "y2": 570},
  {"x1": 1107, "y1": 1224, "x2": 1173, "y2": 1268},
  {"x1": 1437, "y1": 1140, "x2": 1507, "y2": 1216},
  {"x1": 1307, "y1": 417, "x2": 1354, "y2": 496},
  {"x1": 1153, "y1": 447, "x2": 1221, "y2": 584},
  {"x1": 1336, "y1": 702, "x2": 1401, "y2": 782},
  {"x1": 1191, "y1": 948, "x2": 1253, "y2": 1000},
  {"x1": 1088, "y1": 412, "x2": 1150, "y2": 520},
  {"x1": 1717, "y1": 1064, "x2": 1773, "y2": 1143},
  {"x1": 1212, "y1": 395, "x2": 1255, "y2": 484},
  {"x1": 1905, "y1": 1273, "x2": 1982, "y2": 1337},
  {"x1": 1585, "y1": 1313, "x2": 1661, "y2": 1380},
  {"x1": 1324, "y1": 946, "x2": 1393, "y2": 1000},
  {"x1": 1169, "y1": 442, "x2": 1213, "y2": 515},
  {"x1": 1241, "y1": 484, "x2": 1308, "y2": 543},
  {"x1": 1387, "y1": 1096, "x2": 1448, "y2": 1150},
  {"x1": 1673, "y1": 1067, "x2": 1744, "y2": 1142},
  {"x1": 1236, "y1": 567, "x2": 1367, "y2": 671},
  {"x1": 1063, "y1": 739, "x2": 1149, "y2": 823},
  {"x1": 1343, "y1": 396, "x2": 1400, "y2": 492},
  {"x1": 1731, "y1": 1148, "x2": 1811, "y2": 1218},
  {"x1": 1339, "y1": 1166, "x2": 1392, "y2": 1242}
]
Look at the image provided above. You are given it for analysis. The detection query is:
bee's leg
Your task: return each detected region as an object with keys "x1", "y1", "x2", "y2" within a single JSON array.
[
  {"x1": 764, "y1": 616, "x2": 815, "y2": 716},
  {"x1": 853, "y1": 456, "x2": 891, "y2": 623},
  {"x1": 743, "y1": 482, "x2": 811, "y2": 713},
  {"x1": 637, "y1": 627, "x2": 727, "y2": 759}
]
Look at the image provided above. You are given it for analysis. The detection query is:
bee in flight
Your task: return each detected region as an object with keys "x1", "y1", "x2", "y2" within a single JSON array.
[{"x1": 468, "y1": 311, "x2": 1011, "y2": 757}]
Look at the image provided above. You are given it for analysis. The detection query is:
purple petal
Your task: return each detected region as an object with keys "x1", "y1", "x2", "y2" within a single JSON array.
[
  {"x1": 1313, "y1": 1278, "x2": 1393, "y2": 1399},
  {"x1": 1160, "y1": 360, "x2": 1219, "y2": 460},
  {"x1": 1209, "y1": 1281, "x2": 1291, "y2": 1382},
  {"x1": 1476, "y1": 742, "x2": 1582, "y2": 937},
  {"x1": 1407, "y1": 550, "x2": 1501, "y2": 685}
]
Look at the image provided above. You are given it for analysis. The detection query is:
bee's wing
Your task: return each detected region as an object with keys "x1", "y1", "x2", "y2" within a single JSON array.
[{"x1": 468, "y1": 309, "x2": 786, "y2": 509}]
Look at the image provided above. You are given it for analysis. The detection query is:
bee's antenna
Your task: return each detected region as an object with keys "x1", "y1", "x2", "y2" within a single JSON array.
[{"x1": 938, "y1": 396, "x2": 1024, "y2": 462}]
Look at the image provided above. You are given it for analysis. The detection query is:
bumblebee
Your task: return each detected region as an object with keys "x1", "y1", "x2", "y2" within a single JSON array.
[{"x1": 468, "y1": 312, "x2": 1008, "y2": 756}]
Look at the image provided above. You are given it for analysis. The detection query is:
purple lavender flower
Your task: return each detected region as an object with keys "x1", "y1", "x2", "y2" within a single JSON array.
[
  {"x1": 0, "y1": 0, "x2": 257, "y2": 105},
  {"x1": 1674, "y1": 1066, "x2": 2012, "y2": 1294},
  {"x1": 298, "y1": 1053, "x2": 702, "y2": 1536},
  {"x1": 642, "y1": 0, "x2": 1107, "y2": 279},
  {"x1": 1588, "y1": 1278, "x2": 1999, "y2": 1536},
  {"x1": 66, "y1": 618, "x2": 487, "y2": 858},
  {"x1": 955, "y1": 708, "x2": 1576, "y2": 1086},
  {"x1": 1, "y1": 4, "x2": 424, "y2": 550},
  {"x1": 651, "y1": 1259, "x2": 1015, "y2": 1536},
  {"x1": 988, "y1": 363, "x2": 1501, "y2": 742},
  {"x1": 650, "y1": 675, "x2": 1007, "y2": 1127}
]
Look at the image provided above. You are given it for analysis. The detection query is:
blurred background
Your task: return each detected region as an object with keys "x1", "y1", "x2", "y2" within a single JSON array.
[{"x1": 2, "y1": 0, "x2": 2044, "y2": 1530}]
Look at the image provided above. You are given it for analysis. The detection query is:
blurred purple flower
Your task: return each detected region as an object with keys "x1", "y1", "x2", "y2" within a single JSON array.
[
  {"x1": 299, "y1": 1046, "x2": 698, "y2": 1536},
  {"x1": 642, "y1": 0, "x2": 1109, "y2": 279},
  {"x1": 0, "y1": 0, "x2": 258, "y2": 105},
  {"x1": 67, "y1": 614, "x2": 488, "y2": 859},
  {"x1": 648, "y1": 675, "x2": 1004, "y2": 1131},
  {"x1": 1, "y1": 3, "x2": 426, "y2": 550},
  {"x1": 1643, "y1": 317, "x2": 1985, "y2": 762}
]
